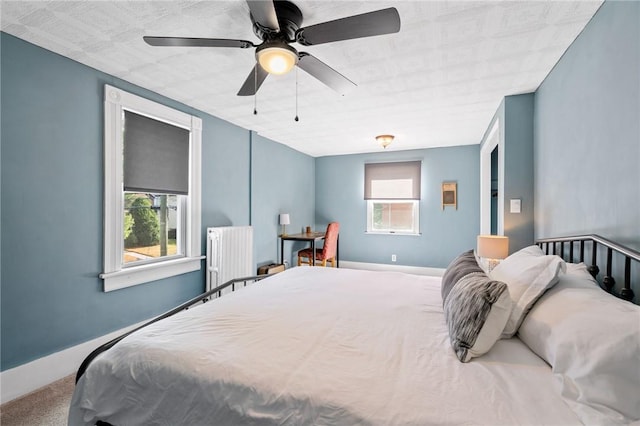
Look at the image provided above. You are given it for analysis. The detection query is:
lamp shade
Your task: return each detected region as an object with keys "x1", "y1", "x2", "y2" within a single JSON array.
[
  {"x1": 477, "y1": 235, "x2": 509, "y2": 260},
  {"x1": 279, "y1": 213, "x2": 290, "y2": 225},
  {"x1": 256, "y1": 44, "x2": 298, "y2": 75}
]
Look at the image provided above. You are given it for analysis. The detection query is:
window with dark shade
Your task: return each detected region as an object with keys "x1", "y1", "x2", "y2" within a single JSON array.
[{"x1": 102, "y1": 85, "x2": 202, "y2": 291}]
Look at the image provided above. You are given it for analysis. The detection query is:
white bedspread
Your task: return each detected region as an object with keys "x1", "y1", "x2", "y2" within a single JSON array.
[{"x1": 69, "y1": 267, "x2": 581, "y2": 425}]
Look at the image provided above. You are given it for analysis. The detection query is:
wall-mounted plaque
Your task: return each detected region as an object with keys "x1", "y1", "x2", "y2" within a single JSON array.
[{"x1": 442, "y1": 182, "x2": 457, "y2": 210}]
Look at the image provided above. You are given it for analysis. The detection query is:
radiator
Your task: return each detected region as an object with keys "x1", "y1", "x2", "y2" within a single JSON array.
[{"x1": 206, "y1": 226, "x2": 253, "y2": 296}]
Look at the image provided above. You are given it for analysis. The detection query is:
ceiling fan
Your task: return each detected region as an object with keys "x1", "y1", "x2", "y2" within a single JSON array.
[{"x1": 143, "y1": 1, "x2": 401, "y2": 97}]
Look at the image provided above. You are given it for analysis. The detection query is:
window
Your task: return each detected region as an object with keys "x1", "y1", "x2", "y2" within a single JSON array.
[
  {"x1": 365, "y1": 161, "x2": 421, "y2": 235},
  {"x1": 101, "y1": 85, "x2": 202, "y2": 291},
  {"x1": 367, "y1": 200, "x2": 419, "y2": 233},
  {"x1": 123, "y1": 193, "x2": 182, "y2": 265}
]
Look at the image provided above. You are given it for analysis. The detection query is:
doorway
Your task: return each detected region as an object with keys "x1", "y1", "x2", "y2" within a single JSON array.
[
  {"x1": 491, "y1": 146, "x2": 498, "y2": 235},
  {"x1": 480, "y1": 120, "x2": 503, "y2": 236}
]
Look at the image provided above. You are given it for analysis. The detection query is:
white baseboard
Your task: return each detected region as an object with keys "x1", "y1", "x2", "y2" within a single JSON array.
[
  {"x1": 339, "y1": 260, "x2": 445, "y2": 276},
  {"x1": 1, "y1": 320, "x2": 146, "y2": 404}
]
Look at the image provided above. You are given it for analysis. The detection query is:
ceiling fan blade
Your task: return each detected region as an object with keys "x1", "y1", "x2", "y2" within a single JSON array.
[
  {"x1": 237, "y1": 64, "x2": 269, "y2": 96},
  {"x1": 296, "y1": 8, "x2": 400, "y2": 46},
  {"x1": 246, "y1": 0, "x2": 280, "y2": 32},
  {"x1": 144, "y1": 36, "x2": 255, "y2": 49},
  {"x1": 297, "y1": 52, "x2": 356, "y2": 96}
]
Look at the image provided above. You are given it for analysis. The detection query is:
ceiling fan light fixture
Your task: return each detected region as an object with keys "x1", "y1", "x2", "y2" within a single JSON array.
[
  {"x1": 256, "y1": 44, "x2": 298, "y2": 75},
  {"x1": 376, "y1": 134, "x2": 394, "y2": 149}
]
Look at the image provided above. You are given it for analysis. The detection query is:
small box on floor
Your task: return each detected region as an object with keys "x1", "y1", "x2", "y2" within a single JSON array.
[{"x1": 257, "y1": 263, "x2": 285, "y2": 275}]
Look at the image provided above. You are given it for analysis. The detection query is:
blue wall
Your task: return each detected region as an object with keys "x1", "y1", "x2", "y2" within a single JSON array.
[
  {"x1": 201, "y1": 117, "x2": 251, "y2": 229},
  {"x1": 251, "y1": 132, "x2": 315, "y2": 268},
  {"x1": 479, "y1": 94, "x2": 535, "y2": 254},
  {"x1": 0, "y1": 33, "x2": 313, "y2": 371},
  {"x1": 315, "y1": 146, "x2": 480, "y2": 268},
  {"x1": 503, "y1": 94, "x2": 535, "y2": 252},
  {"x1": 534, "y1": 1, "x2": 639, "y2": 250}
]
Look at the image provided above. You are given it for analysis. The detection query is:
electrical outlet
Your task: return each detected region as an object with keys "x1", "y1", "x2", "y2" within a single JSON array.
[{"x1": 391, "y1": 254, "x2": 397, "y2": 262}]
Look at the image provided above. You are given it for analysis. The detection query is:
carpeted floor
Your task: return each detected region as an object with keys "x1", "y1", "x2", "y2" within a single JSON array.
[{"x1": 0, "y1": 374, "x2": 74, "y2": 426}]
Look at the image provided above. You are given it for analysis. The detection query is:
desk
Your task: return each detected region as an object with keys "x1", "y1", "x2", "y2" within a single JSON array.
[{"x1": 280, "y1": 232, "x2": 339, "y2": 267}]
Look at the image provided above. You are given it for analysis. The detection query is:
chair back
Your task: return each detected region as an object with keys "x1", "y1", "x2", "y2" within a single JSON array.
[{"x1": 321, "y1": 222, "x2": 340, "y2": 259}]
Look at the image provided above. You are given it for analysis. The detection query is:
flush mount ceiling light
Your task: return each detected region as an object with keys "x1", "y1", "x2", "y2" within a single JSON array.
[
  {"x1": 256, "y1": 42, "x2": 298, "y2": 75},
  {"x1": 376, "y1": 134, "x2": 394, "y2": 149}
]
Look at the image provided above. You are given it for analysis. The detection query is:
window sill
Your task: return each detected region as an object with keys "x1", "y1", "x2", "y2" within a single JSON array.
[
  {"x1": 365, "y1": 231, "x2": 422, "y2": 236},
  {"x1": 100, "y1": 256, "x2": 204, "y2": 292}
]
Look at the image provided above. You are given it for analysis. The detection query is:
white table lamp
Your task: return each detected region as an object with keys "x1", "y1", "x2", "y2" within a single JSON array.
[
  {"x1": 279, "y1": 213, "x2": 290, "y2": 236},
  {"x1": 477, "y1": 235, "x2": 509, "y2": 272}
]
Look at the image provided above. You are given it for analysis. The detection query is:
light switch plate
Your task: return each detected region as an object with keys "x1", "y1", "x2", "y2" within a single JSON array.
[{"x1": 510, "y1": 199, "x2": 521, "y2": 213}]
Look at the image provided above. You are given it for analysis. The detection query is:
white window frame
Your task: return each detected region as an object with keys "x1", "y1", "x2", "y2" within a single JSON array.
[
  {"x1": 366, "y1": 199, "x2": 420, "y2": 235},
  {"x1": 100, "y1": 85, "x2": 202, "y2": 292}
]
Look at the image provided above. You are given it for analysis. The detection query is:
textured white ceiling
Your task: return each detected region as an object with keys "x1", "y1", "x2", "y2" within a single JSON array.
[{"x1": 1, "y1": 1, "x2": 602, "y2": 157}]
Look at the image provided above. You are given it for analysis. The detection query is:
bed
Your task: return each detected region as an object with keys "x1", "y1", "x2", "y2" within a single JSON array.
[{"x1": 69, "y1": 235, "x2": 640, "y2": 426}]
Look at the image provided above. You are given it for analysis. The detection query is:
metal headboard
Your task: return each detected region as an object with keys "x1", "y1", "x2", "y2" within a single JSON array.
[{"x1": 536, "y1": 234, "x2": 639, "y2": 303}]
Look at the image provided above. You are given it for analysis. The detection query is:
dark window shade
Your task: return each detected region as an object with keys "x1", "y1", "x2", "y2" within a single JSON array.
[
  {"x1": 364, "y1": 161, "x2": 421, "y2": 200},
  {"x1": 123, "y1": 111, "x2": 190, "y2": 195}
]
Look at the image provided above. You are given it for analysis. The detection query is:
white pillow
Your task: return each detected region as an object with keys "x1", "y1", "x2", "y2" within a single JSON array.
[
  {"x1": 519, "y1": 263, "x2": 640, "y2": 425},
  {"x1": 489, "y1": 245, "x2": 566, "y2": 338}
]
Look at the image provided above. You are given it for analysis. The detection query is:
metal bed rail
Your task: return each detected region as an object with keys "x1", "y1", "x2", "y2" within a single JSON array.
[
  {"x1": 536, "y1": 234, "x2": 639, "y2": 302},
  {"x1": 75, "y1": 274, "x2": 269, "y2": 383}
]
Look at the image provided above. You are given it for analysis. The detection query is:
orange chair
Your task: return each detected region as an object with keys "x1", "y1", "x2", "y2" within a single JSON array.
[{"x1": 297, "y1": 222, "x2": 340, "y2": 267}]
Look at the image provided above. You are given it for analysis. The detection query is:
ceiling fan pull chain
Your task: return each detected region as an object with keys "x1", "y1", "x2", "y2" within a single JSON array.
[
  {"x1": 254, "y1": 65, "x2": 258, "y2": 115},
  {"x1": 294, "y1": 66, "x2": 299, "y2": 122}
]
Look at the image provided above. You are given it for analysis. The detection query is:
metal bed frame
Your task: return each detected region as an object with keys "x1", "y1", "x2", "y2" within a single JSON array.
[
  {"x1": 73, "y1": 236, "x2": 639, "y2": 426},
  {"x1": 536, "y1": 234, "x2": 639, "y2": 302},
  {"x1": 76, "y1": 274, "x2": 269, "y2": 384},
  {"x1": 76, "y1": 234, "x2": 640, "y2": 386}
]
